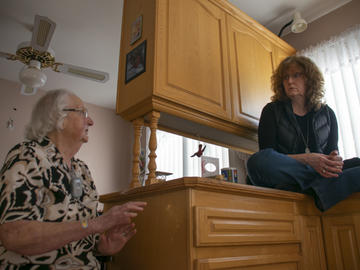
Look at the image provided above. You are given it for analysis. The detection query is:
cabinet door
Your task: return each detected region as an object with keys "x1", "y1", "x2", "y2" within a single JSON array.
[
  {"x1": 155, "y1": 0, "x2": 231, "y2": 120},
  {"x1": 273, "y1": 45, "x2": 292, "y2": 70},
  {"x1": 299, "y1": 216, "x2": 327, "y2": 270},
  {"x1": 322, "y1": 215, "x2": 360, "y2": 270},
  {"x1": 227, "y1": 15, "x2": 274, "y2": 128}
]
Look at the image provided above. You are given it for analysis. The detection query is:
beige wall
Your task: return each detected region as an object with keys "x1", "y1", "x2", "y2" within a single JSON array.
[
  {"x1": 0, "y1": 78, "x2": 133, "y2": 195},
  {"x1": 283, "y1": 0, "x2": 360, "y2": 51}
]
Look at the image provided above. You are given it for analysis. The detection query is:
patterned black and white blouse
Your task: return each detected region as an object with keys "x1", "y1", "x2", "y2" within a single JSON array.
[{"x1": 0, "y1": 137, "x2": 100, "y2": 269}]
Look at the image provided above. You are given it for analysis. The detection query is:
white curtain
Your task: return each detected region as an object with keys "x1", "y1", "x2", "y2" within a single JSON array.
[
  {"x1": 146, "y1": 128, "x2": 229, "y2": 180},
  {"x1": 299, "y1": 25, "x2": 360, "y2": 158}
]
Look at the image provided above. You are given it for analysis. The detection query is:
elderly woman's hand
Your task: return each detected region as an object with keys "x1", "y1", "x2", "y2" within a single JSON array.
[
  {"x1": 92, "y1": 201, "x2": 147, "y2": 235},
  {"x1": 306, "y1": 150, "x2": 343, "y2": 178},
  {"x1": 92, "y1": 201, "x2": 146, "y2": 256},
  {"x1": 96, "y1": 223, "x2": 137, "y2": 255}
]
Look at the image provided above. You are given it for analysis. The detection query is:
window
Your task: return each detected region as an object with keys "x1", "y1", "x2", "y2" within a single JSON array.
[
  {"x1": 300, "y1": 25, "x2": 360, "y2": 158},
  {"x1": 145, "y1": 128, "x2": 229, "y2": 180}
]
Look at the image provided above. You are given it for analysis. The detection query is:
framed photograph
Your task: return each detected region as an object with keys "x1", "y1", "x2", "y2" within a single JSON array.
[
  {"x1": 130, "y1": 15, "x2": 143, "y2": 45},
  {"x1": 125, "y1": 40, "x2": 147, "y2": 83},
  {"x1": 201, "y1": 156, "x2": 219, "y2": 178}
]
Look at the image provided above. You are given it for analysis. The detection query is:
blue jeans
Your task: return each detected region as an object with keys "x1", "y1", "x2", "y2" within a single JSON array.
[{"x1": 247, "y1": 148, "x2": 360, "y2": 211}]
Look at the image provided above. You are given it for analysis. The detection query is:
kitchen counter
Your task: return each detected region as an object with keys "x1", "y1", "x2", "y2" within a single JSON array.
[{"x1": 100, "y1": 177, "x2": 360, "y2": 270}]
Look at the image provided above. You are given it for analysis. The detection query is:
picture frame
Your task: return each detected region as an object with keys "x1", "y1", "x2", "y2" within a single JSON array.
[
  {"x1": 125, "y1": 40, "x2": 147, "y2": 83},
  {"x1": 130, "y1": 15, "x2": 143, "y2": 45},
  {"x1": 201, "y1": 156, "x2": 219, "y2": 178}
]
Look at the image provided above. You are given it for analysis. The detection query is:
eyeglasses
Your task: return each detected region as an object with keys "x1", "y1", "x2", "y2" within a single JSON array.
[
  {"x1": 63, "y1": 108, "x2": 89, "y2": 118},
  {"x1": 283, "y1": 72, "x2": 304, "y2": 81}
]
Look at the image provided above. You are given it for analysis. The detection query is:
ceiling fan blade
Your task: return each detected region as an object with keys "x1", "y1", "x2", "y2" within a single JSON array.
[
  {"x1": 20, "y1": 84, "x2": 38, "y2": 96},
  {"x1": 55, "y1": 63, "x2": 109, "y2": 83},
  {"x1": 31, "y1": 15, "x2": 56, "y2": 52},
  {"x1": 0, "y1": 51, "x2": 9, "y2": 59},
  {"x1": 0, "y1": 51, "x2": 17, "y2": 60}
]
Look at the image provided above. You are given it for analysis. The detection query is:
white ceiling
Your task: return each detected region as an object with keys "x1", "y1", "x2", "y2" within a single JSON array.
[{"x1": 0, "y1": 0, "x2": 351, "y2": 109}]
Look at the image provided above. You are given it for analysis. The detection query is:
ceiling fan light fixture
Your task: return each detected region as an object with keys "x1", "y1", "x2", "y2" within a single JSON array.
[
  {"x1": 20, "y1": 85, "x2": 38, "y2": 96},
  {"x1": 19, "y1": 60, "x2": 47, "y2": 88},
  {"x1": 291, "y1": 11, "x2": 308, "y2": 33}
]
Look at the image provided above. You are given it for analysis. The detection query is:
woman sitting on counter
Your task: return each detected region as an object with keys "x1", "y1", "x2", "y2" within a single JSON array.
[{"x1": 247, "y1": 55, "x2": 360, "y2": 211}]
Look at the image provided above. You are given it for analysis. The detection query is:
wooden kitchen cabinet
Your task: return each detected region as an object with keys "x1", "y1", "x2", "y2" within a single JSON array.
[
  {"x1": 117, "y1": 0, "x2": 296, "y2": 152},
  {"x1": 154, "y1": 0, "x2": 232, "y2": 121},
  {"x1": 118, "y1": 0, "x2": 296, "y2": 186},
  {"x1": 117, "y1": 0, "x2": 232, "y2": 124},
  {"x1": 322, "y1": 215, "x2": 360, "y2": 270},
  {"x1": 101, "y1": 178, "x2": 360, "y2": 269},
  {"x1": 226, "y1": 13, "x2": 295, "y2": 128},
  {"x1": 273, "y1": 44, "x2": 294, "y2": 69},
  {"x1": 298, "y1": 215, "x2": 327, "y2": 269},
  {"x1": 321, "y1": 199, "x2": 360, "y2": 270},
  {"x1": 101, "y1": 178, "x2": 325, "y2": 270},
  {"x1": 226, "y1": 14, "x2": 274, "y2": 127}
]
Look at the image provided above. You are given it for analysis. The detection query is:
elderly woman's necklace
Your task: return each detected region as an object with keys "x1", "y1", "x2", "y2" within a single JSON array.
[
  {"x1": 69, "y1": 164, "x2": 88, "y2": 228},
  {"x1": 297, "y1": 117, "x2": 310, "y2": 153},
  {"x1": 70, "y1": 165, "x2": 83, "y2": 199}
]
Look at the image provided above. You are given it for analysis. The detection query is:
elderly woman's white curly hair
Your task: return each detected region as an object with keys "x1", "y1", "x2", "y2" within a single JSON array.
[{"x1": 25, "y1": 89, "x2": 74, "y2": 141}]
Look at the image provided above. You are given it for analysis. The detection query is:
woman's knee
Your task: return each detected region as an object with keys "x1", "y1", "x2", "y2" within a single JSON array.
[
  {"x1": 247, "y1": 148, "x2": 274, "y2": 173},
  {"x1": 247, "y1": 149, "x2": 277, "y2": 187}
]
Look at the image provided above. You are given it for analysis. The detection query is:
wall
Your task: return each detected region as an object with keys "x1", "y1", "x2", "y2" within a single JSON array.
[
  {"x1": 0, "y1": 78, "x2": 133, "y2": 195},
  {"x1": 283, "y1": 0, "x2": 360, "y2": 51}
]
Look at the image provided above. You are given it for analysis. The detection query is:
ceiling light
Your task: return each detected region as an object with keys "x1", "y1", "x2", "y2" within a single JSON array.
[
  {"x1": 19, "y1": 60, "x2": 47, "y2": 88},
  {"x1": 278, "y1": 11, "x2": 308, "y2": 37},
  {"x1": 20, "y1": 84, "x2": 38, "y2": 95},
  {"x1": 291, "y1": 11, "x2": 308, "y2": 33}
]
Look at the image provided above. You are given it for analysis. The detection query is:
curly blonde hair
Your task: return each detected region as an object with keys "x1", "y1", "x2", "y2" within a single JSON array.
[{"x1": 271, "y1": 55, "x2": 325, "y2": 110}]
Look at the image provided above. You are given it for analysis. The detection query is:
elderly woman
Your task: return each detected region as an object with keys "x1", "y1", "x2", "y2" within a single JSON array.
[
  {"x1": 0, "y1": 89, "x2": 146, "y2": 269},
  {"x1": 247, "y1": 56, "x2": 360, "y2": 211}
]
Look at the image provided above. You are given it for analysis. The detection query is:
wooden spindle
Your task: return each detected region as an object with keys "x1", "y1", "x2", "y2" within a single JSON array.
[
  {"x1": 146, "y1": 111, "x2": 160, "y2": 185},
  {"x1": 130, "y1": 118, "x2": 144, "y2": 188}
]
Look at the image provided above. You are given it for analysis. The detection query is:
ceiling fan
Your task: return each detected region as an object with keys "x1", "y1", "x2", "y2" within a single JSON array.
[{"x1": 0, "y1": 15, "x2": 109, "y2": 95}]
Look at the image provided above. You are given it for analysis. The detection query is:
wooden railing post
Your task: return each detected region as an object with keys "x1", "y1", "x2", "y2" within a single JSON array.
[
  {"x1": 130, "y1": 118, "x2": 144, "y2": 188},
  {"x1": 146, "y1": 111, "x2": 160, "y2": 185}
]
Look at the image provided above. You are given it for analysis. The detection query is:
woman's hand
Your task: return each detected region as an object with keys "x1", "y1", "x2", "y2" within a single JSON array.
[
  {"x1": 92, "y1": 201, "x2": 147, "y2": 234},
  {"x1": 93, "y1": 201, "x2": 146, "y2": 255},
  {"x1": 90, "y1": 201, "x2": 146, "y2": 256},
  {"x1": 305, "y1": 150, "x2": 343, "y2": 178},
  {"x1": 96, "y1": 223, "x2": 137, "y2": 256}
]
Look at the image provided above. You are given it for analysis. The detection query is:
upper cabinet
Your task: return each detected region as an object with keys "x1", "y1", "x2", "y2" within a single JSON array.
[
  {"x1": 226, "y1": 12, "x2": 295, "y2": 129},
  {"x1": 226, "y1": 14, "x2": 274, "y2": 128},
  {"x1": 117, "y1": 0, "x2": 296, "y2": 151},
  {"x1": 155, "y1": 0, "x2": 231, "y2": 121}
]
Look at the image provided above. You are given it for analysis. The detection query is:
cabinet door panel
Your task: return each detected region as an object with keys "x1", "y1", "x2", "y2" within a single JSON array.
[
  {"x1": 196, "y1": 254, "x2": 300, "y2": 270},
  {"x1": 299, "y1": 216, "x2": 327, "y2": 270},
  {"x1": 194, "y1": 206, "x2": 298, "y2": 246},
  {"x1": 227, "y1": 16, "x2": 273, "y2": 127},
  {"x1": 156, "y1": 0, "x2": 231, "y2": 119},
  {"x1": 322, "y1": 215, "x2": 360, "y2": 270},
  {"x1": 274, "y1": 45, "x2": 291, "y2": 69}
]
